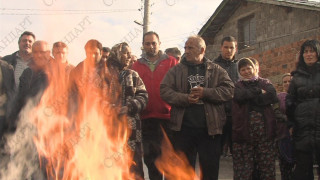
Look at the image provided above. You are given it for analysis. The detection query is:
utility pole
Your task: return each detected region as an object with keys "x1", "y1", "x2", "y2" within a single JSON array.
[{"x1": 143, "y1": 0, "x2": 150, "y2": 35}]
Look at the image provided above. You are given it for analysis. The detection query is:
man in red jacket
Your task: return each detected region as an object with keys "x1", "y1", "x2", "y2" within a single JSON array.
[{"x1": 132, "y1": 31, "x2": 178, "y2": 180}]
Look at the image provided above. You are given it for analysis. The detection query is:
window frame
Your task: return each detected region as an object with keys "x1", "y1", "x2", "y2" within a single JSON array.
[{"x1": 238, "y1": 14, "x2": 256, "y2": 50}]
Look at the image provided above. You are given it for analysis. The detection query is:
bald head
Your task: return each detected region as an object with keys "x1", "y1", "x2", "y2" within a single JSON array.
[
  {"x1": 184, "y1": 35, "x2": 206, "y2": 64},
  {"x1": 32, "y1": 40, "x2": 51, "y2": 69},
  {"x1": 32, "y1": 41, "x2": 49, "y2": 51}
]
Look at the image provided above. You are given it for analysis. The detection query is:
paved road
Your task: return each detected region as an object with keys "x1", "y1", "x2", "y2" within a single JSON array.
[
  {"x1": 143, "y1": 156, "x2": 319, "y2": 180},
  {"x1": 218, "y1": 156, "x2": 319, "y2": 180}
]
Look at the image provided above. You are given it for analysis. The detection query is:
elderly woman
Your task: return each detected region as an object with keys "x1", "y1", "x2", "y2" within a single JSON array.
[
  {"x1": 286, "y1": 39, "x2": 320, "y2": 180},
  {"x1": 106, "y1": 42, "x2": 148, "y2": 180},
  {"x1": 232, "y1": 57, "x2": 278, "y2": 180}
]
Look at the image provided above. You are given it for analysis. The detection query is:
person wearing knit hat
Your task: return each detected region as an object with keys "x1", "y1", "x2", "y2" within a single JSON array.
[
  {"x1": 107, "y1": 42, "x2": 148, "y2": 179},
  {"x1": 232, "y1": 57, "x2": 278, "y2": 179}
]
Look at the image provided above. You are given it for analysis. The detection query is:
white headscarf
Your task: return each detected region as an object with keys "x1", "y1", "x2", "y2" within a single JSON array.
[{"x1": 238, "y1": 57, "x2": 259, "y2": 81}]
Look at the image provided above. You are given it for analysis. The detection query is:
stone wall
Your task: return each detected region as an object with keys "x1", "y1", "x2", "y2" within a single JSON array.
[{"x1": 204, "y1": 1, "x2": 320, "y2": 91}]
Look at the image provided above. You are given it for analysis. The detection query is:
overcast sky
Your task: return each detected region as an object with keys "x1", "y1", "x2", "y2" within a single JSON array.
[{"x1": 0, "y1": 0, "x2": 222, "y2": 65}]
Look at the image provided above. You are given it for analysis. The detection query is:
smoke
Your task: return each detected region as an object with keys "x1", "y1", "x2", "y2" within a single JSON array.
[{"x1": 0, "y1": 98, "x2": 46, "y2": 180}]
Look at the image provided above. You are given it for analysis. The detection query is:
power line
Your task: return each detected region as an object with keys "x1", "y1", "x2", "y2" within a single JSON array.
[
  {"x1": 0, "y1": 8, "x2": 138, "y2": 15},
  {"x1": 1, "y1": 8, "x2": 137, "y2": 11}
]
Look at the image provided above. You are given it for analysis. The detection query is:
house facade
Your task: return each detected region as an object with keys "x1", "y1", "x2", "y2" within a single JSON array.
[{"x1": 199, "y1": 0, "x2": 320, "y2": 91}]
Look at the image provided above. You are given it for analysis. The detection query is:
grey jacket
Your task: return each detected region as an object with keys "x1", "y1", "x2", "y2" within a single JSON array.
[{"x1": 160, "y1": 57, "x2": 234, "y2": 135}]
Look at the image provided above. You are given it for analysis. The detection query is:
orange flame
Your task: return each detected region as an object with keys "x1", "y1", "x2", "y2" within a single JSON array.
[
  {"x1": 31, "y1": 61, "x2": 134, "y2": 179},
  {"x1": 155, "y1": 128, "x2": 199, "y2": 180}
]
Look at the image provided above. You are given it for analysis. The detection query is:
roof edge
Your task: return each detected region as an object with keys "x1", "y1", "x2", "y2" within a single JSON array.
[
  {"x1": 198, "y1": 0, "x2": 231, "y2": 36},
  {"x1": 247, "y1": 0, "x2": 320, "y2": 11},
  {"x1": 199, "y1": 0, "x2": 320, "y2": 37}
]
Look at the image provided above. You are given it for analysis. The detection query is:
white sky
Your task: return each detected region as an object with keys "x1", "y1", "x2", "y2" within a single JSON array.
[{"x1": 0, "y1": 0, "x2": 222, "y2": 66}]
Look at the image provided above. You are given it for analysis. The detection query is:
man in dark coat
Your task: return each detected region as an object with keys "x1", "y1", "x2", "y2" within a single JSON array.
[
  {"x1": 213, "y1": 36, "x2": 239, "y2": 157},
  {"x1": 2, "y1": 31, "x2": 35, "y2": 88},
  {"x1": 0, "y1": 60, "x2": 15, "y2": 148},
  {"x1": 68, "y1": 39, "x2": 105, "y2": 120},
  {"x1": 160, "y1": 35, "x2": 234, "y2": 180},
  {"x1": 8, "y1": 40, "x2": 51, "y2": 131}
]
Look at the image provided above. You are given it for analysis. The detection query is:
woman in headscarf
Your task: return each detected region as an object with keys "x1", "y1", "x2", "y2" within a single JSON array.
[
  {"x1": 106, "y1": 42, "x2": 148, "y2": 179},
  {"x1": 232, "y1": 57, "x2": 278, "y2": 180},
  {"x1": 286, "y1": 39, "x2": 320, "y2": 180}
]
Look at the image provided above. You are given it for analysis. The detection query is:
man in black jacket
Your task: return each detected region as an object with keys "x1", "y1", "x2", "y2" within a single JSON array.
[
  {"x1": 0, "y1": 60, "x2": 15, "y2": 149},
  {"x1": 8, "y1": 40, "x2": 51, "y2": 131},
  {"x1": 213, "y1": 36, "x2": 238, "y2": 157},
  {"x1": 4, "y1": 40, "x2": 52, "y2": 179},
  {"x1": 2, "y1": 31, "x2": 35, "y2": 88}
]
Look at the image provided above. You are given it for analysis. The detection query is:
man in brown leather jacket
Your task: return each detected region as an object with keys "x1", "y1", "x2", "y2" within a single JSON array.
[{"x1": 160, "y1": 35, "x2": 234, "y2": 180}]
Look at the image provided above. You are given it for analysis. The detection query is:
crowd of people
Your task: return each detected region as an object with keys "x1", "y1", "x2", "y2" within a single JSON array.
[{"x1": 0, "y1": 30, "x2": 319, "y2": 180}]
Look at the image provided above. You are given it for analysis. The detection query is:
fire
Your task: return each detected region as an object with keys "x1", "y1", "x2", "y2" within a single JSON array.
[
  {"x1": 155, "y1": 129, "x2": 199, "y2": 180},
  {"x1": 2, "y1": 53, "x2": 197, "y2": 180},
  {"x1": 31, "y1": 61, "x2": 133, "y2": 179}
]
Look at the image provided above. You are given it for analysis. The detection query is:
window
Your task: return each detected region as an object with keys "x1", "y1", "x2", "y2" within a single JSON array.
[{"x1": 238, "y1": 14, "x2": 256, "y2": 50}]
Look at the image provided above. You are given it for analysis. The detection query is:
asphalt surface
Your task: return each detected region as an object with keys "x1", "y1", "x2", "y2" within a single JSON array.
[{"x1": 143, "y1": 155, "x2": 319, "y2": 180}]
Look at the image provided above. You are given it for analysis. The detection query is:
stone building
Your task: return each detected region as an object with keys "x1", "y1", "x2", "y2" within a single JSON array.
[{"x1": 198, "y1": 0, "x2": 320, "y2": 91}]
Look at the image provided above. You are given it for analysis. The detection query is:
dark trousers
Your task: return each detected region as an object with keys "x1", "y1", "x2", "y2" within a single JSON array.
[
  {"x1": 293, "y1": 150, "x2": 320, "y2": 180},
  {"x1": 221, "y1": 116, "x2": 232, "y2": 155},
  {"x1": 142, "y1": 118, "x2": 170, "y2": 180},
  {"x1": 0, "y1": 116, "x2": 6, "y2": 137},
  {"x1": 131, "y1": 144, "x2": 145, "y2": 180},
  {"x1": 172, "y1": 126, "x2": 221, "y2": 180},
  {"x1": 277, "y1": 139, "x2": 295, "y2": 180}
]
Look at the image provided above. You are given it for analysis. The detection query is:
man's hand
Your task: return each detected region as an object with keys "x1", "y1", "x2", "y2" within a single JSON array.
[
  {"x1": 289, "y1": 127, "x2": 293, "y2": 136},
  {"x1": 190, "y1": 86, "x2": 204, "y2": 98},
  {"x1": 188, "y1": 93, "x2": 199, "y2": 104}
]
